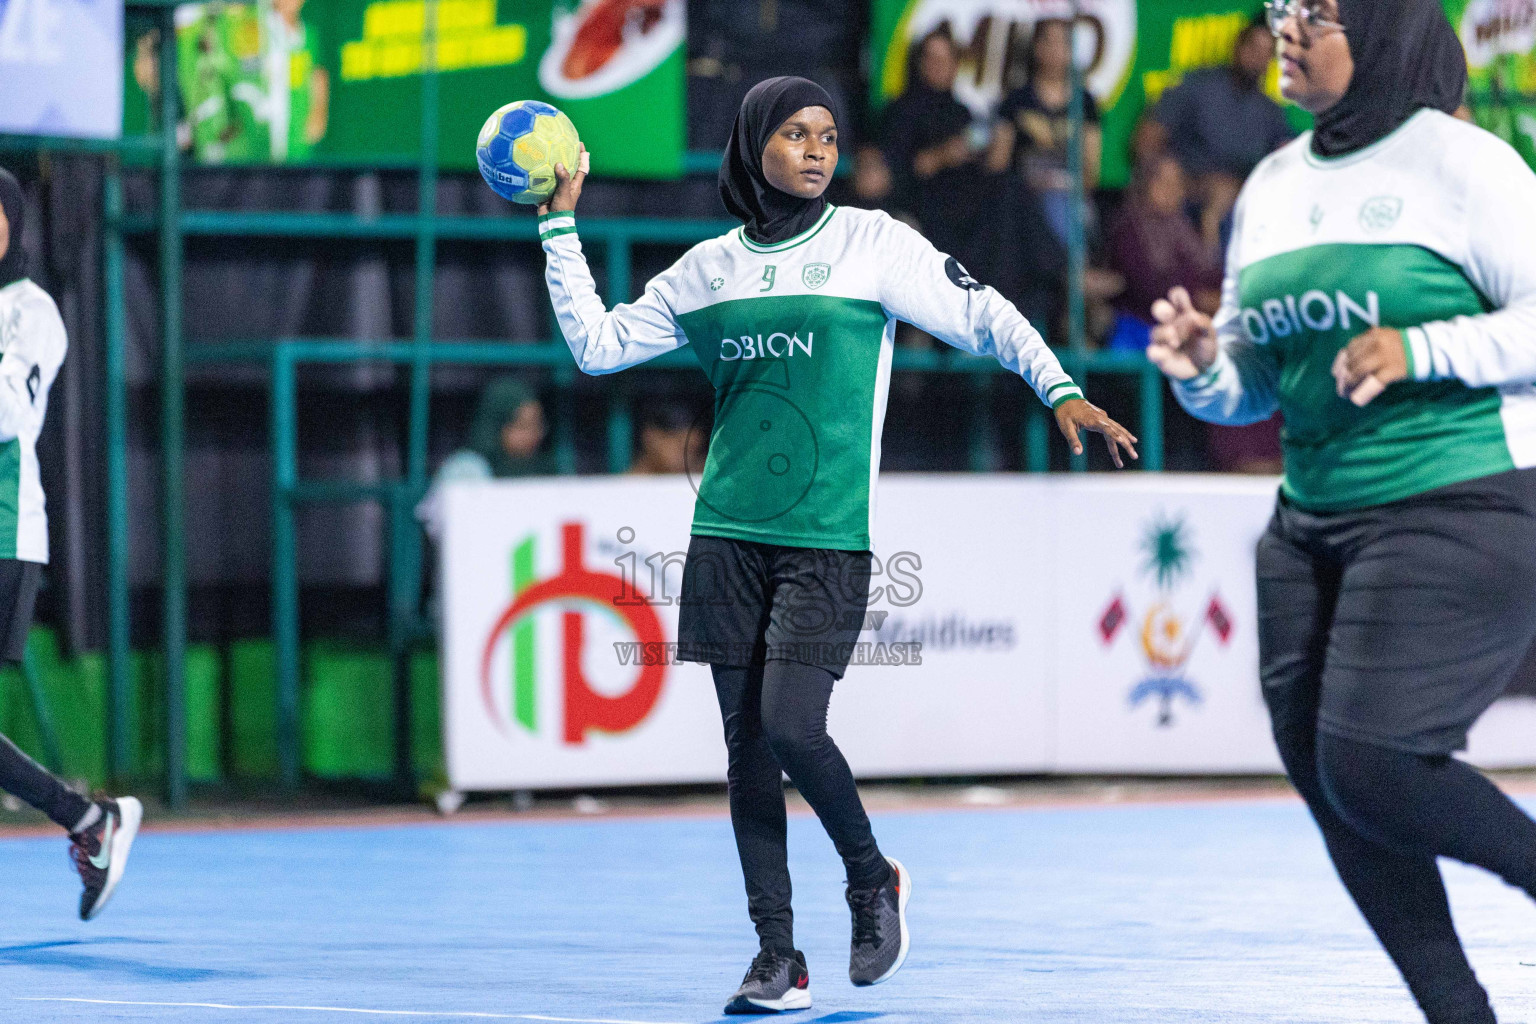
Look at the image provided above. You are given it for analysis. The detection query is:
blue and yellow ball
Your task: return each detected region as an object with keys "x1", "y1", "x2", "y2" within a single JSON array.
[{"x1": 475, "y1": 100, "x2": 581, "y2": 205}]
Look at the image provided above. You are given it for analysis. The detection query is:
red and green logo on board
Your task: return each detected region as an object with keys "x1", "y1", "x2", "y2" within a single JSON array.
[{"x1": 480, "y1": 522, "x2": 666, "y2": 744}]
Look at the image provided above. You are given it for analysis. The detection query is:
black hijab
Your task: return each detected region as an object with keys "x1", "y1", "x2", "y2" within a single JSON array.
[
  {"x1": 0, "y1": 168, "x2": 27, "y2": 288},
  {"x1": 719, "y1": 76, "x2": 837, "y2": 246},
  {"x1": 1311, "y1": 0, "x2": 1466, "y2": 158}
]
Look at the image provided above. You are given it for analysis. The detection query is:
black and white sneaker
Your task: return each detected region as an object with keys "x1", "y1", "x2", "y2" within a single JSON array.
[
  {"x1": 724, "y1": 948, "x2": 812, "y2": 1014},
  {"x1": 70, "y1": 797, "x2": 142, "y2": 921},
  {"x1": 847, "y1": 856, "x2": 911, "y2": 986}
]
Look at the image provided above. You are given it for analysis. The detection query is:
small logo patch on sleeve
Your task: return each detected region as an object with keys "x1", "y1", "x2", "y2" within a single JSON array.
[{"x1": 945, "y1": 256, "x2": 983, "y2": 291}]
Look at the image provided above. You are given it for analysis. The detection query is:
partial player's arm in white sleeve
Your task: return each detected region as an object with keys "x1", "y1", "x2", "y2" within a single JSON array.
[
  {"x1": 1168, "y1": 188, "x2": 1281, "y2": 426},
  {"x1": 873, "y1": 213, "x2": 1083, "y2": 408},
  {"x1": 0, "y1": 290, "x2": 66, "y2": 444},
  {"x1": 1403, "y1": 139, "x2": 1536, "y2": 387},
  {"x1": 1168, "y1": 285, "x2": 1282, "y2": 425},
  {"x1": 540, "y1": 211, "x2": 689, "y2": 375}
]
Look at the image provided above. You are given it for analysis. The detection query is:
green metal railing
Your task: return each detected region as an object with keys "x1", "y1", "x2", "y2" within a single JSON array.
[
  {"x1": 0, "y1": 0, "x2": 182, "y2": 798},
  {"x1": 179, "y1": 338, "x2": 1164, "y2": 793},
  {"x1": 4, "y1": 0, "x2": 1173, "y2": 804}
]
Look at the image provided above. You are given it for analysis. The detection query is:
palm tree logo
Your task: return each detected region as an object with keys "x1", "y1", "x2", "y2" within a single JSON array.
[{"x1": 1142, "y1": 514, "x2": 1192, "y2": 590}]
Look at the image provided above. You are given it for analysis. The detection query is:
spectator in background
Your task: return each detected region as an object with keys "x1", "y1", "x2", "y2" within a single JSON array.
[
  {"x1": 416, "y1": 377, "x2": 553, "y2": 540},
  {"x1": 1107, "y1": 153, "x2": 1222, "y2": 348},
  {"x1": 871, "y1": 30, "x2": 987, "y2": 263},
  {"x1": 628, "y1": 401, "x2": 705, "y2": 475},
  {"x1": 860, "y1": 26, "x2": 1106, "y2": 347},
  {"x1": 456, "y1": 376, "x2": 552, "y2": 479},
  {"x1": 1107, "y1": 155, "x2": 1280, "y2": 473},
  {"x1": 986, "y1": 19, "x2": 1102, "y2": 246},
  {"x1": 1142, "y1": 17, "x2": 1294, "y2": 249}
]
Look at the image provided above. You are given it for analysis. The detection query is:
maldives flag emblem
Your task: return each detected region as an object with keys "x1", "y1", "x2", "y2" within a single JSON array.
[
  {"x1": 1099, "y1": 595, "x2": 1127, "y2": 644},
  {"x1": 1096, "y1": 513, "x2": 1240, "y2": 727},
  {"x1": 1205, "y1": 596, "x2": 1233, "y2": 643}
]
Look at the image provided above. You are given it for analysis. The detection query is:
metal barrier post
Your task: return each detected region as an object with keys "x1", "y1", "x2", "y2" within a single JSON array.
[
  {"x1": 102, "y1": 165, "x2": 131, "y2": 784},
  {"x1": 1066, "y1": 2, "x2": 1087, "y2": 357},
  {"x1": 607, "y1": 385, "x2": 632, "y2": 475},
  {"x1": 270, "y1": 345, "x2": 301, "y2": 790},
  {"x1": 1025, "y1": 404, "x2": 1051, "y2": 473},
  {"x1": 393, "y1": 0, "x2": 442, "y2": 790},
  {"x1": 387, "y1": 484, "x2": 421, "y2": 791},
  {"x1": 1140, "y1": 361, "x2": 1166, "y2": 472},
  {"x1": 158, "y1": 10, "x2": 188, "y2": 808},
  {"x1": 968, "y1": 372, "x2": 993, "y2": 472},
  {"x1": 553, "y1": 362, "x2": 577, "y2": 474},
  {"x1": 408, "y1": 1, "x2": 439, "y2": 489}
]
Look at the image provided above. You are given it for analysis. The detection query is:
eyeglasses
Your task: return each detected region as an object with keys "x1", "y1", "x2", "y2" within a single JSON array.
[{"x1": 1264, "y1": 0, "x2": 1344, "y2": 36}]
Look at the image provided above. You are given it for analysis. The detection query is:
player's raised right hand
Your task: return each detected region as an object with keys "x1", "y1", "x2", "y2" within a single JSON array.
[
  {"x1": 1147, "y1": 286, "x2": 1218, "y2": 381},
  {"x1": 538, "y1": 143, "x2": 590, "y2": 217}
]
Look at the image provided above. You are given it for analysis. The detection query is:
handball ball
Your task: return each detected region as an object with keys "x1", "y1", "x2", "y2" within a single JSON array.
[{"x1": 476, "y1": 100, "x2": 580, "y2": 205}]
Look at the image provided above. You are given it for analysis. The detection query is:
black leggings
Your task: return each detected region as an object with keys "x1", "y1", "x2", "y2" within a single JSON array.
[
  {"x1": 1259, "y1": 474, "x2": 1536, "y2": 1024},
  {"x1": 713, "y1": 660, "x2": 888, "y2": 954},
  {"x1": 1270, "y1": 709, "x2": 1536, "y2": 1024},
  {"x1": 0, "y1": 731, "x2": 89, "y2": 831}
]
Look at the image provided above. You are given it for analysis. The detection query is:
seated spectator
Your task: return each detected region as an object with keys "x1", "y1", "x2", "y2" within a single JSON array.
[
  {"x1": 1107, "y1": 153, "x2": 1222, "y2": 352},
  {"x1": 416, "y1": 376, "x2": 553, "y2": 539},
  {"x1": 629, "y1": 401, "x2": 704, "y2": 475},
  {"x1": 986, "y1": 18, "x2": 1102, "y2": 247},
  {"x1": 455, "y1": 376, "x2": 552, "y2": 479},
  {"x1": 1111, "y1": 156, "x2": 1282, "y2": 472},
  {"x1": 1141, "y1": 17, "x2": 1294, "y2": 250}
]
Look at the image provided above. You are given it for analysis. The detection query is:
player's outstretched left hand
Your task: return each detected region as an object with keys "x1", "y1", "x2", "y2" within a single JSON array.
[
  {"x1": 1055, "y1": 398, "x2": 1139, "y2": 469},
  {"x1": 1332, "y1": 326, "x2": 1407, "y2": 407},
  {"x1": 538, "y1": 143, "x2": 590, "y2": 217}
]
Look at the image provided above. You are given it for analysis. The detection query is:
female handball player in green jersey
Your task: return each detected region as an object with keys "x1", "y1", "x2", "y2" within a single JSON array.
[
  {"x1": 0, "y1": 169, "x2": 140, "y2": 921},
  {"x1": 1149, "y1": 1, "x2": 1536, "y2": 1020},
  {"x1": 537, "y1": 76, "x2": 1137, "y2": 1014}
]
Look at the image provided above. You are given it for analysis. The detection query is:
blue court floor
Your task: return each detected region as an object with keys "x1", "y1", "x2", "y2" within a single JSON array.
[{"x1": 1, "y1": 796, "x2": 1534, "y2": 1023}]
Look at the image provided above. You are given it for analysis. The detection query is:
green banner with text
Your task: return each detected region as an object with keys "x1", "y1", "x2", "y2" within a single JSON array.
[
  {"x1": 1446, "y1": 0, "x2": 1536, "y2": 168},
  {"x1": 868, "y1": 0, "x2": 1310, "y2": 189},
  {"x1": 125, "y1": 0, "x2": 684, "y2": 177}
]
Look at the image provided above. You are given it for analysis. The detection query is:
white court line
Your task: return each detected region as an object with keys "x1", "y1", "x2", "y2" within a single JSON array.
[{"x1": 15, "y1": 997, "x2": 688, "y2": 1024}]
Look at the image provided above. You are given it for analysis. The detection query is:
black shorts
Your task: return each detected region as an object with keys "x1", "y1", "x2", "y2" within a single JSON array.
[
  {"x1": 0, "y1": 559, "x2": 41, "y2": 665},
  {"x1": 676, "y1": 535, "x2": 873, "y2": 678},
  {"x1": 1256, "y1": 468, "x2": 1536, "y2": 755}
]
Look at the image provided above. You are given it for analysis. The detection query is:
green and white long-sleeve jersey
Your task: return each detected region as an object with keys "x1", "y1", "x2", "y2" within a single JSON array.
[
  {"x1": 541, "y1": 204, "x2": 1082, "y2": 549},
  {"x1": 1174, "y1": 110, "x2": 1536, "y2": 511},
  {"x1": 0, "y1": 280, "x2": 65, "y2": 563}
]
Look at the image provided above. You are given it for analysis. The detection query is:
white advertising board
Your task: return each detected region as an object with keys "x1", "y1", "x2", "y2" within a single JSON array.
[
  {"x1": 438, "y1": 476, "x2": 1055, "y2": 790},
  {"x1": 1046, "y1": 475, "x2": 1280, "y2": 773},
  {"x1": 440, "y1": 474, "x2": 1536, "y2": 790}
]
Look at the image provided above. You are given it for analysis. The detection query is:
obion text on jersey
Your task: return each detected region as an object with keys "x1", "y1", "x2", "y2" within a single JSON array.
[{"x1": 717, "y1": 332, "x2": 814, "y2": 360}]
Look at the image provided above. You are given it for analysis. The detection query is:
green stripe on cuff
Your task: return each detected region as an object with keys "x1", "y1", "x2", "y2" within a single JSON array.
[
  {"x1": 1050, "y1": 388, "x2": 1084, "y2": 409},
  {"x1": 538, "y1": 211, "x2": 575, "y2": 226},
  {"x1": 540, "y1": 225, "x2": 578, "y2": 241},
  {"x1": 1186, "y1": 363, "x2": 1221, "y2": 389},
  {"x1": 1046, "y1": 381, "x2": 1078, "y2": 397}
]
